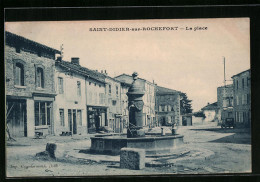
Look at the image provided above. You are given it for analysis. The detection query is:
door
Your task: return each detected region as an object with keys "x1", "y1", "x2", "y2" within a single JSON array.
[
  {"x1": 7, "y1": 100, "x2": 27, "y2": 137},
  {"x1": 68, "y1": 109, "x2": 72, "y2": 132},
  {"x1": 73, "y1": 109, "x2": 77, "y2": 134}
]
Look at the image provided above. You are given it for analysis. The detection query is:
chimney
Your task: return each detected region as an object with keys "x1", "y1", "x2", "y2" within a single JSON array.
[
  {"x1": 57, "y1": 56, "x2": 62, "y2": 62},
  {"x1": 104, "y1": 70, "x2": 107, "y2": 75},
  {"x1": 71, "y1": 57, "x2": 80, "y2": 65},
  {"x1": 101, "y1": 70, "x2": 103, "y2": 74}
]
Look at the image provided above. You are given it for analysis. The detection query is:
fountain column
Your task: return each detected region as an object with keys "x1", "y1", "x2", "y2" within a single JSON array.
[{"x1": 127, "y1": 72, "x2": 145, "y2": 138}]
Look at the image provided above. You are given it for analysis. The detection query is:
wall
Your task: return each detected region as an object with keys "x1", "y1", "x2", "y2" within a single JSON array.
[
  {"x1": 5, "y1": 45, "x2": 56, "y2": 97},
  {"x1": 53, "y1": 66, "x2": 87, "y2": 135},
  {"x1": 203, "y1": 110, "x2": 216, "y2": 122},
  {"x1": 85, "y1": 78, "x2": 106, "y2": 107}
]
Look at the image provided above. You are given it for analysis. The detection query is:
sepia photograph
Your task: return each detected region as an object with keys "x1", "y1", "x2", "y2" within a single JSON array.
[{"x1": 5, "y1": 18, "x2": 251, "y2": 177}]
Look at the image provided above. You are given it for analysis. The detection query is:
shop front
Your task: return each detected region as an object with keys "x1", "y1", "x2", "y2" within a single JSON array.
[{"x1": 87, "y1": 106, "x2": 107, "y2": 133}]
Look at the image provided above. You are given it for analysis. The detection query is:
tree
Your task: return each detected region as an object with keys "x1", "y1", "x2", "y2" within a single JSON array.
[{"x1": 180, "y1": 93, "x2": 193, "y2": 114}]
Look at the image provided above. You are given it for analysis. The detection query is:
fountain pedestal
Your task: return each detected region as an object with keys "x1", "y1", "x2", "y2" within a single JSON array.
[{"x1": 127, "y1": 72, "x2": 145, "y2": 138}]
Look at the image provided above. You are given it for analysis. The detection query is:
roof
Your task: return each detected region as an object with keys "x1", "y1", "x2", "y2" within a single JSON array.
[
  {"x1": 156, "y1": 85, "x2": 182, "y2": 95},
  {"x1": 55, "y1": 60, "x2": 106, "y2": 84},
  {"x1": 5, "y1": 31, "x2": 60, "y2": 54},
  {"x1": 104, "y1": 75, "x2": 122, "y2": 84},
  {"x1": 217, "y1": 84, "x2": 233, "y2": 89},
  {"x1": 115, "y1": 73, "x2": 154, "y2": 85},
  {"x1": 201, "y1": 102, "x2": 219, "y2": 111},
  {"x1": 231, "y1": 69, "x2": 250, "y2": 78}
]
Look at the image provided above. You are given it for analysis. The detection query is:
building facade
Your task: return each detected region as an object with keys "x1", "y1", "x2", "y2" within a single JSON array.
[
  {"x1": 201, "y1": 102, "x2": 219, "y2": 122},
  {"x1": 85, "y1": 70, "x2": 107, "y2": 133},
  {"x1": 155, "y1": 86, "x2": 181, "y2": 127},
  {"x1": 5, "y1": 31, "x2": 60, "y2": 137},
  {"x1": 104, "y1": 76, "x2": 122, "y2": 133},
  {"x1": 54, "y1": 58, "x2": 87, "y2": 136},
  {"x1": 115, "y1": 74, "x2": 156, "y2": 128},
  {"x1": 217, "y1": 84, "x2": 234, "y2": 124},
  {"x1": 232, "y1": 69, "x2": 251, "y2": 128}
]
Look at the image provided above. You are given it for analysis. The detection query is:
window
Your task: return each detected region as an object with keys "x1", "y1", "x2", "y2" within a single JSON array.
[
  {"x1": 171, "y1": 106, "x2": 174, "y2": 111},
  {"x1": 77, "y1": 110, "x2": 82, "y2": 126},
  {"x1": 77, "y1": 81, "x2": 81, "y2": 96},
  {"x1": 109, "y1": 85, "x2": 111, "y2": 94},
  {"x1": 236, "y1": 95, "x2": 239, "y2": 105},
  {"x1": 89, "y1": 92, "x2": 92, "y2": 103},
  {"x1": 15, "y1": 63, "x2": 24, "y2": 86},
  {"x1": 36, "y1": 67, "x2": 44, "y2": 88},
  {"x1": 159, "y1": 105, "x2": 162, "y2": 112},
  {"x1": 237, "y1": 80, "x2": 239, "y2": 90},
  {"x1": 168, "y1": 105, "x2": 171, "y2": 112},
  {"x1": 112, "y1": 100, "x2": 117, "y2": 106},
  {"x1": 116, "y1": 86, "x2": 119, "y2": 96},
  {"x1": 242, "y1": 78, "x2": 244, "y2": 89},
  {"x1": 59, "y1": 109, "x2": 65, "y2": 126},
  {"x1": 99, "y1": 93, "x2": 105, "y2": 104},
  {"x1": 247, "y1": 77, "x2": 249, "y2": 87},
  {"x1": 94, "y1": 93, "x2": 97, "y2": 104},
  {"x1": 58, "y1": 77, "x2": 64, "y2": 94},
  {"x1": 161, "y1": 105, "x2": 165, "y2": 112},
  {"x1": 35, "y1": 101, "x2": 51, "y2": 126}
]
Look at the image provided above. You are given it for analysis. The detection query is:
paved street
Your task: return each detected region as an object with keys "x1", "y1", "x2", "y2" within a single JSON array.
[{"x1": 6, "y1": 122, "x2": 251, "y2": 177}]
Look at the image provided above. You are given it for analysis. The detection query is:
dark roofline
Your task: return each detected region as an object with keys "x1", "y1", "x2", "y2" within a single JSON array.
[
  {"x1": 56, "y1": 60, "x2": 106, "y2": 84},
  {"x1": 201, "y1": 102, "x2": 219, "y2": 111},
  {"x1": 231, "y1": 69, "x2": 250, "y2": 78},
  {"x1": 104, "y1": 75, "x2": 122, "y2": 84},
  {"x1": 217, "y1": 84, "x2": 233, "y2": 88},
  {"x1": 115, "y1": 73, "x2": 155, "y2": 85},
  {"x1": 5, "y1": 31, "x2": 61, "y2": 54},
  {"x1": 156, "y1": 85, "x2": 182, "y2": 95}
]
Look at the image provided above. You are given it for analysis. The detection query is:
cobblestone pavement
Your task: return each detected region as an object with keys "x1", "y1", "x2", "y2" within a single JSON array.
[{"x1": 6, "y1": 122, "x2": 251, "y2": 177}]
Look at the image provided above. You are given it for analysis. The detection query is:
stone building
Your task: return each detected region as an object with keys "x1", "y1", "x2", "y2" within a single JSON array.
[
  {"x1": 114, "y1": 74, "x2": 156, "y2": 128},
  {"x1": 201, "y1": 102, "x2": 219, "y2": 122},
  {"x1": 155, "y1": 86, "x2": 181, "y2": 127},
  {"x1": 217, "y1": 84, "x2": 234, "y2": 124},
  {"x1": 5, "y1": 31, "x2": 60, "y2": 137},
  {"x1": 232, "y1": 69, "x2": 251, "y2": 127},
  {"x1": 54, "y1": 58, "x2": 88, "y2": 135}
]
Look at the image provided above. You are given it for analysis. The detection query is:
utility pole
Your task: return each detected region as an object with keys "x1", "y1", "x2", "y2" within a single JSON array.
[
  {"x1": 223, "y1": 57, "x2": 226, "y2": 110},
  {"x1": 223, "y1": 56, "x2": 226, "y2": 87},
  {"x1": 60, "y1": 44, "x2": 64, "y2": 59}
]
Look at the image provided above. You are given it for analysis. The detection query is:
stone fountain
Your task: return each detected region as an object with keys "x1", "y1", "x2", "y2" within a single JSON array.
[{"x1": 90, "y1": 72, "x2": 184, "y2": 155}]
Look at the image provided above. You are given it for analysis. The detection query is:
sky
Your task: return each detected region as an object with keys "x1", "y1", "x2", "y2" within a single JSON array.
[{"x1": 5, "y1": 18, "x2": 250, "y2": 112}]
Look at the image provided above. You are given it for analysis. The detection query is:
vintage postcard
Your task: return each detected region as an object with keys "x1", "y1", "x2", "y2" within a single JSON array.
[{"x1": 5, "y1": 18, "x2": 251, "y2": 177}]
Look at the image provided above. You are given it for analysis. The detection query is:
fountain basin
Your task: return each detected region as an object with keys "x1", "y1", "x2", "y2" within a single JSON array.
[{"x1": 90, "y1": 134, "x2": 184, "y2": 155}]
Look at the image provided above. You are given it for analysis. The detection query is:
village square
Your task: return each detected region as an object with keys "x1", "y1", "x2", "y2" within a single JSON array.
[{"x1": 5, "y1": 19, "x2": 251, "y2": 176}]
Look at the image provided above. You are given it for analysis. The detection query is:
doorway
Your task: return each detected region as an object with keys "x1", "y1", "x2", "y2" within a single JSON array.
[
  {"x1": 68, "y1": 109, "x2": 77, "y2": 134},
  {"x1": 6, "y1": 99, "x2": 27, "y2": 137}
]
